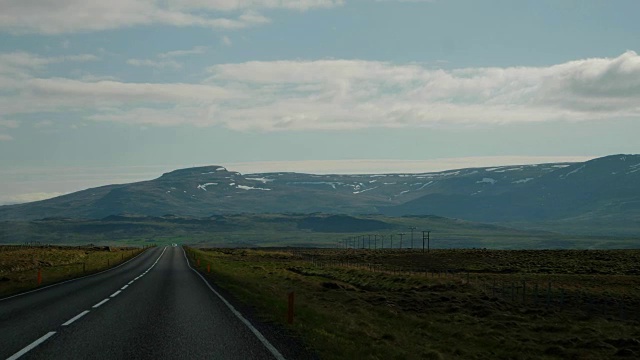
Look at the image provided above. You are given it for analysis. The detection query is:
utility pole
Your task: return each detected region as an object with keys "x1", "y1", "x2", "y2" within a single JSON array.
[
  {"x1": 409, "y1": 227, "x2": 416, "y2": 250},
  {"x1": 422, "y1": 230, "x2": 431, "y2": 253},
  {"x1": 374, "y1": 234, "x2": 378, "y2": 250},
  {"x1": 390, "y1": 234, "x2": 393, "y2": 250},
  {"x1": 368, "y1": 234, "x2": 371, "y2": 250},
  {"x1": 398, "y1": 233, "x2": 405, "y2": 250}
]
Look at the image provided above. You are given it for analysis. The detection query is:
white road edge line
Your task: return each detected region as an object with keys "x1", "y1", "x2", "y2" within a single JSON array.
[
  {"x1": 181, "y1": 247, "x2": 287, "y2": 360},
  {"x1": 0, "y1": 247, "x2": 154, "y2": 302},
  {"x1": 2, "y1": 247, "x2": 168, "y2": 360},
  {"x1": 128, "y1": 281, "x2": 134, "y2": 285},
  {"x1": 6, "y1": 331, "x2": 56, "y2": 360},
  {"x1": 92, "y1": 298, "x2": 110, "y2": 308},
  {"x1": 62, "y1": 310, "x2": 90, "y2": 326},
  {"x1": 121, "y1": 285, "x2": 128, "y2": 290},
  {"x1": 110, "y1": 290, "x2": 122, "y2": 298}
]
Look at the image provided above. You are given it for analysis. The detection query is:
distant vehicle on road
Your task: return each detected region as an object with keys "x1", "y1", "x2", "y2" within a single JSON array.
[{"x1": 172, "y1": 243, "x2": 177, "y2": 247}]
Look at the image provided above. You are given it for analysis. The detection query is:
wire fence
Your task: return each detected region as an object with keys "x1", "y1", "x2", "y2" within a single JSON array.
[{"x1": 300, "y1": 256, "x2": 639, "y2": 323}]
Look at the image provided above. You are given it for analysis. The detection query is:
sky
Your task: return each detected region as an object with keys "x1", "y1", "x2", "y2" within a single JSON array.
[{"x1": 0, "y1": 0, "x2": 639, "y2": 204}]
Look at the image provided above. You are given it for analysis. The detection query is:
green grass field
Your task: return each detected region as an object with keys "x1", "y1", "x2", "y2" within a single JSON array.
[
  {"x1": 186, "y1": 247, "x2": 640, "y2": 360},
  {"x1": 0, "y1": 245, "x2": 148, "y2": 298}
]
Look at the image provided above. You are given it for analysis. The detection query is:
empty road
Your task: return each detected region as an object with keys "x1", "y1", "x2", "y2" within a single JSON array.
[{"x1": 0, "y1": 246, "x2": 293, "y2": 359}]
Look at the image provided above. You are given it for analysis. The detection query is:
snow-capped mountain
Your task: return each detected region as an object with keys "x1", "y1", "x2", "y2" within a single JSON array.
[{"x1": 1, "y1": 155, "x2": 639, "y2": 234}]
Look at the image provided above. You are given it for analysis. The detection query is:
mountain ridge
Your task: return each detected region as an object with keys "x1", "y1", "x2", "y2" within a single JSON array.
[{"x1": 1, "y1": 154, "x2": 639, "y2": 235}]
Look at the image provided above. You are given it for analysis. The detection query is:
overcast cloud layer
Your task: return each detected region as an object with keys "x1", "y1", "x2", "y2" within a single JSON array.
[{"x1": 1, "y1": 50, "x2": 639, "y2": 132}]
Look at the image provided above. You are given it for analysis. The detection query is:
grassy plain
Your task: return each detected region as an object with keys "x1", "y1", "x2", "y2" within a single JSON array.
[
  {"x1": 2, "y1": 214, "x2": 639, "y2": 249},
  {"x1": 186, "y1": 247, "x2": 640, "y2": 360},
  {"x1": 0, "y1": 245, "x2": 146, "y2": 298}
]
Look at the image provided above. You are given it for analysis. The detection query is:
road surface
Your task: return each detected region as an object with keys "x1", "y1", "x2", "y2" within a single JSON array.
[{"x1": 0, "y1": 246, "x2": 295, "y2": 359}]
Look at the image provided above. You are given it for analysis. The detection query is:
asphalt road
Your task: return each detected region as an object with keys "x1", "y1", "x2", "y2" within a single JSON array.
[{"x1": 0, "y1": 246, "x2": 288, "y2": 360}]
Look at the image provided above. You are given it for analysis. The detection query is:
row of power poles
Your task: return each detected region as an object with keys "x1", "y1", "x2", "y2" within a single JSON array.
[{"x1": 339, "y1": 229, "x2": 432, "y2": 253}]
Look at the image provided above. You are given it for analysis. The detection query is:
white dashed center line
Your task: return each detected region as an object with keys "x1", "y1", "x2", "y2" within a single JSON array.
[
  {"x1": 6, "y1": 331, "x2": 56, "y2": 360},
  {"x1": 6, "y1": 247, "x2": 170, "y2": 360},
  {"x1": 92, "y1": 298, "x2": 110, "y2": 308},
  {"x1": 62, "y1": 311, "x2": 90, "y2": 326}
]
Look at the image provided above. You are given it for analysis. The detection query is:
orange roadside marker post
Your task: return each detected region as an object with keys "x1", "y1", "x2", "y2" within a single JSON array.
[
  {"x1": 287, "y1": 292, "x2": 295, "y2": 324},
  {"x1": 37, "y1": 268, "x2": 42, "y2": 285},
  {"x1": 207, "y1": 264, "x2": 210, "y2": 273}
]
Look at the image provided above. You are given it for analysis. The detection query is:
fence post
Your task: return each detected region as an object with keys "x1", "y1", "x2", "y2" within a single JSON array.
[
  {"x1": 546, "y1": 281, "x2": 551, "y2": 308},
  {"x1": 511, "y1": 283, "x2": 515, "y2": 302},
  {"x1": 522, "y1": 280, "x2": 526, "y2": 303},
  {"x1": 287, "y1": 292, "x2": 295, "y2": 324}
]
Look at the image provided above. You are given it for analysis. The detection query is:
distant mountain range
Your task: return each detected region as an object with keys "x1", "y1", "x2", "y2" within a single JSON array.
[{"x1": 1, "y1": 154, "x2": 639, "y2": 235}]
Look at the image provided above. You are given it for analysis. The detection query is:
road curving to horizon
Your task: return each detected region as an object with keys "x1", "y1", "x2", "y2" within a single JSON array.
[{"x1": 0, "y1": 246, "x2": 300, "y2": 360}]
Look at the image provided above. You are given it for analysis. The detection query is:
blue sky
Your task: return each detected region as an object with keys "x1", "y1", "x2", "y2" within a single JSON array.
[{"x1": 0, "y1": 0, "x2": 639, "y2": 204}]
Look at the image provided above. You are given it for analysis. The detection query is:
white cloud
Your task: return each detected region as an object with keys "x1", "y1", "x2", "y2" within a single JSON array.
[
  {"x1": 158, "y1": 46, "x2": 208, "y2": 58},
  {"x1": 33, "y1": 120, "x2": 54, "y2": 128},
  {"x1": 0, "y1": 133, "x2": 13, "y2": 141},
  {"x1": 164, "y1": 0, "x2": 344, "y2": 11},
  {"x1": 127, "y1": 58, "x2": 182, "y2": 69},
  {"x1": 198, "y1": 51, "x2": 640, "y2": 130},
  {"x1": 0, "y1": 52, "x2": 99, "y2": 77},
  {"x1": 127, "y1": 46, "x2": 208, "y2": 70},
  {"x1": 1, "y1": 51, "x2": 639, "y2": 131},
  {"x1": 0, "y1": 119, "x2": 19, "y2": 128},
  {"x1": 376, "y1": 0, "x2": 435, "y2": 2},
  {"x1": 221, "y1": 36, "x2": 233, "y2": 46},
  {"x1": 0, "y1": 0, "x2": 341, "y2": 34}
]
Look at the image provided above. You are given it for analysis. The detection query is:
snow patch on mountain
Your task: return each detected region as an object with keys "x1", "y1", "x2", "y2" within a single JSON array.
[
  {"x1": 237, "y1": 185, "x2": 271, "y2": 191},
  {"x1": 245, "y1": 177, "x2": 274, "y2": 184},
  {"x1": 288, "y1": 181, "x2": 342, "y2": 189},
  {"x1": 353, "y1": 186, "x2": 378, "y2": 194},
  {"x1": 476, "y1": 178, "x2": 497, "y2": 184},
  {"x1": 562, "y1": 165, "x2": 586, "y2": 178},
  {"x1": 197, "y1": 183, "x2": 218, "y2": 191},
  {"x1": 416, "y1": 181, "x2": 434, "y2": 190}
]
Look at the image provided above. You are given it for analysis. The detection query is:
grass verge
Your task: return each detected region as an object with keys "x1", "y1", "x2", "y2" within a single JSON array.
[
  {"x1": 0, "y1": 245, "x2": 149, "y2": 298},
  {"x1": 185, "y1": 247, "x2": 640, "y2": 360}
]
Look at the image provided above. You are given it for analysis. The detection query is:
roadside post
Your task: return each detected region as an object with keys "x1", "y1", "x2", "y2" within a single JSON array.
[{"x1": 287, "y1": 291, "x2": 295, "y2": 324}]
